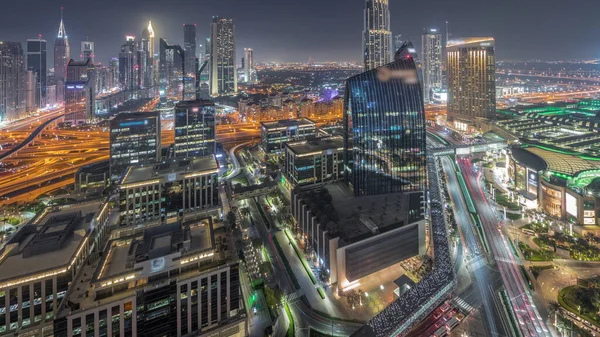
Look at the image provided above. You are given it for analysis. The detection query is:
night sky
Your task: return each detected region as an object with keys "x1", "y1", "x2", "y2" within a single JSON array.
[{"x1": 1, "y1": 0, "x2": 599, "y2": 66}]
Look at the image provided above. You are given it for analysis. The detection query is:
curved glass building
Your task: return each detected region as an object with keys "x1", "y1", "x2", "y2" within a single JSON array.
[{"x1": 344, "y1": 41, "x2": 426, "y2": 196}]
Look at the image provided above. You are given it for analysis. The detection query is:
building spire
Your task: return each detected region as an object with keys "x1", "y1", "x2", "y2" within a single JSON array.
[{"x1": 57, "y1": 7, "x2": 67, "y2": 38}]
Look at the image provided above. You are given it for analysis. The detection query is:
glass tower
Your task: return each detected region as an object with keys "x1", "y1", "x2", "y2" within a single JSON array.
[
  {"x1": 421, "y1": 29, "x2": 442, "y2": 102},
  {"x1": 174, "y1": 99, "x2": 216, "y2": 158},
  {"x1": 209, "y1": 17, "x2": 237, "y2": 96},
  {"x1": 344, "y1": 41, "x2": 426, "y2": 196},
  {"x1": 363, "y1": 0, "x2": 392, "y2": 71},
  {"x1": 26, "y1": 38, "x2": 47, "y2": 108}
]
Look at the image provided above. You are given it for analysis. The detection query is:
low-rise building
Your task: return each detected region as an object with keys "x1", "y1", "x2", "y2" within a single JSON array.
[
  {"x1": 291, "y1": 183, "x2": 426, "y2": 293},
  {"x1": 118, "y1": 156, "x2": 220, "y2": 226},
  {"x1": 75, "y1": 160, "x2": 110, "y2": 194},
  {"x1": 283, "y1": 136, "x2": 344, "y2": 187},
  {"x1": 260, "y1": 118, "x2": 316, "y2": 153},
  {"x1": 53, "y1": 218, "x2": 246, "y2": 337},
  {"x1": 0, "y1": 204, "x2": 101, "y2": 336}
]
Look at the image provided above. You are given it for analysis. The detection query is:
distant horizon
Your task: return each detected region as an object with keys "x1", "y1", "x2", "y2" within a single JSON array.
[{"x1": 1, "y1": 0, "x2": 599, "y2": 67}]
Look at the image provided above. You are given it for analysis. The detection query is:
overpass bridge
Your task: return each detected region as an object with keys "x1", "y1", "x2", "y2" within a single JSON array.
[
  {"x1": 0, "y1": 114, "x2": 64, "y2": 161},
  {"x1": 430, "y1": 141, "x2": 507, "y2": 156}
]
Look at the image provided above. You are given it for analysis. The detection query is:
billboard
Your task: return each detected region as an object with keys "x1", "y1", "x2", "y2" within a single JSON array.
[
  {"x1": 527, "y1": 169, "x2": 538, "y2": 196},
  {"x1": 566, "y1": 193, "x2": 578, "y2": 217}
]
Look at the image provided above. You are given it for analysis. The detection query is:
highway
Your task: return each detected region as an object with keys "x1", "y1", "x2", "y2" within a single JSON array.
[
  {"x1": 458, "y1": 157, "x2": 551, "y2": 336},
  {"x1": 440, "y1": 156, "x2": 508, "y2": 336}
]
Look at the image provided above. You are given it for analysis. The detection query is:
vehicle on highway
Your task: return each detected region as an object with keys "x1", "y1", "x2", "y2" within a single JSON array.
[
  {"x1": 446, "y1": 317, "x2": 460, "y2": 330},
  {"x1": 431, "y1": 326, "x2": 448, "y2": 337}
]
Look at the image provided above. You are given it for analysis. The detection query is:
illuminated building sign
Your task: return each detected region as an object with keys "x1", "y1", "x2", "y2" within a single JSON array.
[
  {"x1": 151, "y1": 257, "x2": 165, "y2": 272},
  {"x1": 584, "y1": 218, "x2": 596, "y2": 225}
]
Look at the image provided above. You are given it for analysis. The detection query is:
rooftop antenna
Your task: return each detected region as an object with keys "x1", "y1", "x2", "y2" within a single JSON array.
[{"x1": 445, "y1": 21, "x2": 449, "y2": 46}]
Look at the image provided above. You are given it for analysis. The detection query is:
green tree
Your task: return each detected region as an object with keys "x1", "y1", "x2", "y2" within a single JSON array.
[
  {"x1": 226, "y1": 211, "x2": 237, "y2": 230},
  {"x1": 264, "y1": 286, "x2": 282, "y2": 308}
]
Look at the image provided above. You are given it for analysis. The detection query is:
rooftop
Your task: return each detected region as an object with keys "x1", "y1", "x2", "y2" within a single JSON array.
[
  {"x1": 447, "y1": 37, "x2": 494, "y2": 47},
  {"x1": 524, "y1": 146, "x2": 600, "y2": 176},
  {"x1": 121, "y1": 155, "x2": 218, "y2": 185},
  {"x1": 260, "y1": 118, "x2": 315, "y2": 130},
  {"x1": 510, "y1": 147, "x2": 547, "y2": 171},
  {"x1": 285, "y1": 136, "x2": 344, "y2": 155},
  {"x1": 0, "y1": 202, "x2": 101, "y2": 285},
  {"x1": 111, "y1": 110, "x2": 159, "y2": 122}
]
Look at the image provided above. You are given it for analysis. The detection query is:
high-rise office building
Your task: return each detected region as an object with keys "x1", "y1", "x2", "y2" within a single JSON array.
[
  {"x1": 108, "y1": 57, "x2": 118, "y2": 89},
  {"x1": 141, "y1": 21, "x2": 155, "y2": 88},
  {"x1": 80, "y1": 41, "x2": 94, "y2": 62},
  {"x1": 344, "y1": 41, "x2": 426, "y2": 196},
  {"x1": 447, "y1": 38, "x2": 496, "y2": 123},
  {"x1": 27, "y1": 37, "x2": 47, "y2": 108},
  {"x1": 25, "y1": 70, "x2": 35, "y2": 112},
  {"x1": 363, "y1": 0, "x2": 392, "y2": 71},
  {"x1": 209, "y1": 17, "x2": 237, "y2": 96},
  {"x1": 109, "y1": 111, "x2": 161, "y2": 180},
  {"x1": 0, "y1": 41, "x2": 26, "y2": 121},
  {"x1": 54, "y1": 9, "x2": 69, "y2": 104},
  {"x1": 421, "y1": 29, "x2": 442, "y2": 102},
  {"x1": 184, "y1": 24, "x2": 197, "y2": 100},
  {"x1": 159, "y1": 38, "x2": 173, "y2": 91},
  {"x1": 174, "y1": 99, "x2": 216, "y2": 158},
  {"x1": 243, "y1": 48, "x2": 254, "y2": 83},
  {"x1": 119, "y1": 36, "x2": 136, "y2": 92},
  {"x1": 64, "y1": 59, "x2": 95, "y2": 125}
]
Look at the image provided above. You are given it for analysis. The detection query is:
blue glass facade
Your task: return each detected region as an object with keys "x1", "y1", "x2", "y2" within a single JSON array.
[
  {"x1": 175, "y1": 99, "x2": 216, "y2": 158},
  {"x1": 344, "y1": 42, "x2": 426, "y2": 196}
]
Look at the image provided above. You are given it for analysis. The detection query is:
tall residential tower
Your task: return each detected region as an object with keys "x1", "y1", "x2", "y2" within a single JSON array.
[
  {"x1": 363, "y1": 0, "x2": 391, "y2": 71},
  {"x1": 447, "y1": 38, "x2": 496, "y2": 125},
  {"x1": 27, "y1": 37, "x2": 47, "y2": 108},
  {"x1": 243, "y1": 48, "x2": 255, "y2": 83},
  {"x1": 54, "y1": 8, "x2": 70, "y2": 104},
  {"x1": 209, "y1": 17, "x2": 236, "y2": 96},
  {"x1": 0, "y1": 42, "x2": 26, "y2": 121},
  {"x1": 421, "y1": 29, "x2": 442, "y2": 102}
]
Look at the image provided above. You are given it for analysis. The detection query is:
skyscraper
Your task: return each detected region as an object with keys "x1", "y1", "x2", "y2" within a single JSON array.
[
  {"x1": 54, "y1": 8, "x2": 70, "y2": 104},
  {"x1": 447, "y1": 38, "x2": 496, "y2": 123},
  {"x1": 394, "y1": 34, "x2": 405, "y2": 52},
  {"x1": 243, "y1": 48, "x2": 254, "y2": 83},
  {"x1": 119, "y1": 36, "x2": 136, "y2": 92},
  {"x1": 80, "y1": 41, "x2": 94, "y2": 62},
  {"x1": 108, "y1": 57, "x2": 118, "y2": 89},
  {"x1": 109, "y1": 111, "x2": 161, "y2": 180},
  {"x1": 64, "y1": 59, "x2": 95, "y2": 125},
  {"x1": 27, "y1": 37, "x2": 47, "y2": 108},
  {"x1": 174, "y1": 99, "x2": 216, "y2": 158},
  {"x1": 184, "y1": 24, "x2": 197, "y2": 100},
  {"x1": 421, "y1": 29, "x2": 442, "y2": 102},
  {"x1": 344, "y1": 41, "x2": 426, "y2": 196},
  {"x1": 141, "y1": 21, "x2": 155, "y2": 59},
  {"x1": 363, "y1": 0, "x2": 392, "y2": 71},
  {"x1": 210, "y1": 17, "x2": 237, "y2": 96},
  {"x1": 0, "y1": 41, "x2": 26, "y2": 121},
  {"x1": 141, "y1": 21, "x2": 155, "y2": 87}
]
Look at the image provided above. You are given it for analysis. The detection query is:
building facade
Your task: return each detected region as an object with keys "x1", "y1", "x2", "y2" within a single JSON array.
[
  {"x1": 421, "y1": 29, "x2": 442, "y2": 102},
  {"x1": 183, "y1": 24, "x2": 197, "y2": 100},
  {"x1": 363, "y1": 0, "x2": 391, "y2": 71},
  {"x1": 119, "y1": 36, "x2": 136, "y2": 92},
  {"x1": 64, "y1": 59, "x2": 95, "y2": 125},
  {"x1": 109, "y1": 111, "x2": 161, "y2": 181},
  {"x1": 283, "y1": 136, "x2": 344, "y2": 187},
  {"x1": 174, "y1": 99, "x2": 216, "y2": 158},
  {"x1": 210, "y1": 17, "x2": 237, "y2": 96},
  {"x1": 243, "y1": 48, "x2": 254, "y2": 83},
  {"x1": 447, "y1": 38, "x2": 496, "y2": 122},
  {"x1": 53, "y1": 219, "x2": 246, "y2": 337},
  {"x1": 344, "y1": 41, "x2": 427, "y2": 196},
  {"x1": 0, "y1": 42, "x2": 26, "y2": 121},
  {"x1": 26, "y1": 38, "x2": 47, "y2": 108},
  {"x1": 54, "y1": 10, "x2": 70, "y2": 104},
  {"x1": 260, "y1": 118, "x2": 316, "y2": 153},
  {"x1": 118, "y1": 156, "x2": 220, "y2": 226},
  {"x1": 80, "y1": 41, "x2": 94, "y2": 63}
]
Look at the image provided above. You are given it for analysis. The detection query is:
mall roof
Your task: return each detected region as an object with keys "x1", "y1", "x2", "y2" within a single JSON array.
[
  {"x1": 524, "y1": 146, "x2": 600, "y2": 176},
  {"x1": 510, "y1": 148, "x2": 547, "y2": 171}
]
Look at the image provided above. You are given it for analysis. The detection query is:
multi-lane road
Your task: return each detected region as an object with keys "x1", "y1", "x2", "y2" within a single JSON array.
[{"x1": 458, "y1": 157, "x2": 551, "y2": 336}]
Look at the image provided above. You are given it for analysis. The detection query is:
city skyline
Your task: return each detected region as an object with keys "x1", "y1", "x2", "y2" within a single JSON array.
[{"x1": 2, "y1": 0, "x2": 600, "y2": 66}]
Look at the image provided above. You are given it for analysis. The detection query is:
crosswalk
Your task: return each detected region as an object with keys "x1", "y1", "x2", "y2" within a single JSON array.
[
  {"x1": 453, "y1": 297, "x2": 476, "y2": 313},
  {"x1": 286, "y1": 290, "x2": 304, "y2": 304}
]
